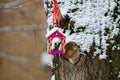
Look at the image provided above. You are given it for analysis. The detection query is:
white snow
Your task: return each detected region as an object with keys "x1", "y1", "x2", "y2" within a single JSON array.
[
  {"x1": 51, "y1": 75, "x2": 55, "y2": 80},
  {"x1": 99, "y1": 54, "x2": 107, "y2": 59},
  {"x1": 41, "y1": 51, "x2": 53, "y2": 67},
  {"x1": 118, "y1": 47, "x2": 120, "y2": 50},
  {"x1": 109, "y1": 60, "x2": 112, "y2": 63},
  {"x1": 118, "y1": 72, "x2": 120, "y2": 78},
  {"x1": 46, "y1": 27, "x2": 65, "y2": 38},
  {"x1": 46, "y1": 27, "x2": 59, "y2": 38},
  {"x1": 112, "y1": 46, "x2": 117, "y2": 50},
  {"x1": 44, "y1": 0, "x2": 120, "y2": 59}
]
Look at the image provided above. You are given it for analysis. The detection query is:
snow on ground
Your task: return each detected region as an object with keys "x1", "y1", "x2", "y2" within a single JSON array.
[
  {"x1": 44, "y1": 0, "x2": 119, "y2": 59},
  {"x1": 41, "y1": 51, "x2": 53, "y2": 67},
  {"x1": 51, "y1": 75, "x2": 55, "y2": 80},
  {"x1": 118, "y1": 72, "x2": 120, "y2": 78}
]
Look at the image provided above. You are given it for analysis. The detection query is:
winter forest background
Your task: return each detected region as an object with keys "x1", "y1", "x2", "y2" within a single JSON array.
[
  {"x1": 0, "y1": 0, "x2": 120, "y2": 80},
  {"x1": 44, "y1": 0, "x2": 120, "y2": 80}
]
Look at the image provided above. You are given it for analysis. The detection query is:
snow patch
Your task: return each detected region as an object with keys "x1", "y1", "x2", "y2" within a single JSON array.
[
  {"x1": 41, "y1": 51, "x2": 53, "y2": 67},
  {"x1": 109, "y1": 60, "x2": 112, "y2": 63},
  {"x1": 118, "y1": 72, "x2": 120, "y2": 78},
  {"x1": 51, "y1": 75, "x2": 55, "y2": 80},
  {"x1": 99, "y1": 54, "x2": 107, "y2": 59}
]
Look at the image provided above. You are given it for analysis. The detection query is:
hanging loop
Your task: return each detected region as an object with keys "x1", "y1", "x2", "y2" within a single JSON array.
[{"x1": 52, "y1": 0, "x2": 60, "y2": 28}]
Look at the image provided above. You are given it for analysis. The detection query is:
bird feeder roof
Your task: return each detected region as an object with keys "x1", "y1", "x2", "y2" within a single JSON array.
[{"x1": 46, "y1": 27, "x2": 66, "y2": 38}]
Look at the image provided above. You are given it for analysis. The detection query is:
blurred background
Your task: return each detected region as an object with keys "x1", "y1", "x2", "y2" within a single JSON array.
[{"x1": 0, "y1": 0, "x2": 50, "y2": 80}]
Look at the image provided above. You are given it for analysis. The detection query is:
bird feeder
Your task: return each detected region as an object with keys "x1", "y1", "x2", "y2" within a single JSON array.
[{"x1": 46, "y1": 27, "x2": 66, "y2": 54}]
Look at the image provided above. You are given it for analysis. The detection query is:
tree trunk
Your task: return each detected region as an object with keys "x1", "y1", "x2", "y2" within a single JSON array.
[
  {"x1": 53, "y1": 39, "x2": 120, "y2": 80},
  {"x1": 58, "y1": 42, "x2": 120, "y2": 80},
  {"x1": 58, "y1": 47, "x2": 99, "y2": 80}
]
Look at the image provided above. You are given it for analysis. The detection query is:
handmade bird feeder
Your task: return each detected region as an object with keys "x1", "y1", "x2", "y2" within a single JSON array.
[
  {"x1": 46, "y1": 27, "x2": 66, "y2": 54},
  {"x1": 46, "y1": 0, "x2": 66, "y2": 54}
]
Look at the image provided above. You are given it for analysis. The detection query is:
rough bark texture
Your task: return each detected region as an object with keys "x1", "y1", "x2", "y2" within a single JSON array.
[{"x1": 52, "y1": 38, "x2": 120, "y2": 80}]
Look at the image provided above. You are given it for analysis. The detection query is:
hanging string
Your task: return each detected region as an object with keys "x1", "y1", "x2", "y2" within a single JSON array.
[{"x1": 52, "y1": 0, "x2": 60, "y2": 28}]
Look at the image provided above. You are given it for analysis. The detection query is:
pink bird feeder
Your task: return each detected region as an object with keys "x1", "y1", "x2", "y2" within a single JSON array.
[{"x1": 46, "y1": 27, "x2": 66, "y2": 54}]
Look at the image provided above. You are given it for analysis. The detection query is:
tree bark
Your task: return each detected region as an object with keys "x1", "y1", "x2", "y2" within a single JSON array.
[{"x1": 52, "y1": 38, "x2": 120, "y2": 80}]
